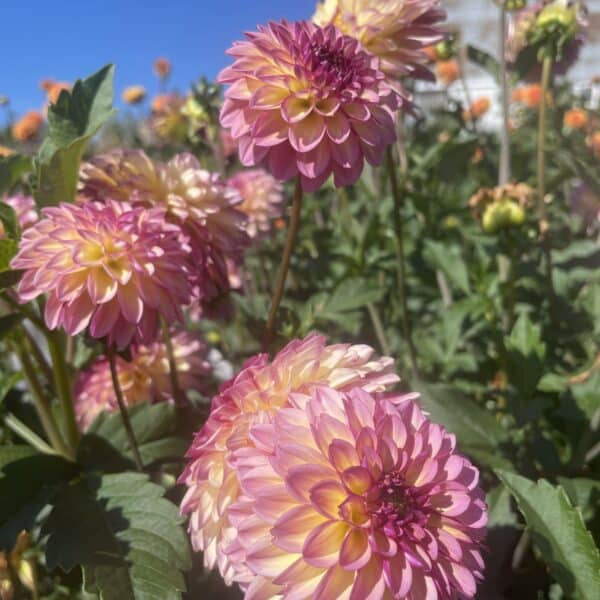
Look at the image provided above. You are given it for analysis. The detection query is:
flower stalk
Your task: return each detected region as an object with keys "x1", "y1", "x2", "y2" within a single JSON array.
[
  {"x1": 107, "y1": 347, "x2": 144, "y2": 471},
  {"x1": 161, "y1": 317, "x2": 185, "y2": 404},
  {"x1": 262, "y1": 179, "x2": 303, "y2": 352},
  {"x1": 499, "y1": 4, "x2": 512, "y2": 185}
]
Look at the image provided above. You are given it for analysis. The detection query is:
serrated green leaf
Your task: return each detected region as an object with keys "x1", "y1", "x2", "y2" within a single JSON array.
[
  {"x1": 43, "y1": 472, "x2": 190, "y2": 600},
  {"x1": 497, "y1": 470, "x2": 600, "y2": 600},
  {"x1": 416, "y1": 384, "x2": 513, "y2": 470},
  {"x1": 78, "y1": 403, "x2": 184, "y2": 471},
  {"x1": 0, "y1": 447, "x2": 74, "y2": 549},
  {"x1": 36, "y1": 65, "x2": 116, "y2": 206},
  {"x1": 0, "y1": 155, "x2": 32, "y2": 196}
]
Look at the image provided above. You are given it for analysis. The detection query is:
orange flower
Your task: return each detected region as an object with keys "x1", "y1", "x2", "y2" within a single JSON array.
[
  {"x1": 0, "y1": 146, "x2": 14, "y2": 157},
  {"x1": 151, "y1": 93, "x2": 173, "y2": 113},
  {"x1": 512, "y1": 84, "x2": 546, "y2": 109},
  {"x1": 40, "y1": 80, "x2": 70, "y2": 104},
  {"x1": 463, "y1": 97, "x2": 491, "y2": 121},
  {"x1": 153, "y1": 57, "x2": 171, "y2": 79},
  {"x1": 122, "y1": 85, "x2": 147, "y2": 105},
  {"x1": 423, "y1": 44, "x2": 438, "y2": 62},
  {"x1": 436, "y1": 59, "x2": 460, "y2": 86},
  {"x1": 564, "y1": 108, "x2": 588, "y2": 130},
  {"x1": 11, "y1": 111, "x2": 43, "y2": 142}
]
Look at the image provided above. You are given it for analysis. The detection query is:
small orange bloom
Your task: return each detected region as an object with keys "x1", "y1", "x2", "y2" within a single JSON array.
[
  {"x1": 122, "y1": 85, "x2": 147, "y2": 105},
  {"x1": 512, "y1": 84, "x2": 547, "y2": 109},
  {"x1": 436, "y1": 59, "x2": 460, "y2": 86},
  {"x1": 0, "y1": 146, "x2": 15, "y2": 157},
  {"x1": 41, "y1": 80, "x2": 70, "y2": 104},
  {"x1": 11, "y1": 111, "x2": 43, "y2": 142},
  {"x1": 151, "y1": 93, "x2": 172, "y2": 113},
  {"x1": 564, "y1": 108, "x2": 588, "y2": 130},
  {"x1": 153, "y1": 57, "x2": 171, "y2": 79},
  {"x1": 463, "y1": 96, "x2": 491, "y2": 121},
  {"x1": 423, "y1": 44, "x2": 438, "y2": 62}
]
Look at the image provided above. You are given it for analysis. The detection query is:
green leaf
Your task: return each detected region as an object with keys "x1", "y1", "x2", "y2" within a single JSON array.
[
  {"x1": 78, "y1": 403, "x2": 184, "y2": 471},
  {"x1": 467, "y1": 44, "x2": 500, "y2": 81},
  {"x1": 0, "y1": 238, "x2": 18, "y2": 271},
  {"x1": 570, "y1": 370, "x2": 600, "y2": 421},
  {"x1": 0, "y1": 372, "x2": 22, "y2": 405},
  {"x1": 423, "y1": 240, "x2": 470, "y2": 295},
  {"x1": 505, "y1": 313, "x2": 546, "y2": 399},
  {"x1": 43, "y1": 472, "x2": 191, "y2": 600},
  {"x1": 0, "y1": 155, "x2": 32, "y2": 196},
  {"x1": 0, "y1": 447, "x2": 75, "y2": 549},
  {"x1": 323, "y1": 278, "x2": 385, "y2": 314},
  {"x1": 497, "y1": 470, "x2": 600, "y2": 600},
  {"x1": 0, "y1": 314, "x2": 24, "y2": 340},
  {"x1": 36, "y1": 65, "x2": 116, "y2": 206},
  {"x1": 558, "y1": 477, "x2": 600, "y2": 527},
  {"x1": 0, "y1": 202, "x2": 19, "y2": 240},
  {"x1": 416, "y1": 384, "x2": 512, "y2": 469}
]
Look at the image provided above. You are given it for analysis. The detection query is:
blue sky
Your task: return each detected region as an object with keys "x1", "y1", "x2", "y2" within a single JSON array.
[{"x1": 1, "y1": 0, "x2": 315, "y2": 118}]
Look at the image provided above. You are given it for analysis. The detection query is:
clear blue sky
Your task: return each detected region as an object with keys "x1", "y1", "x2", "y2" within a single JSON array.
[{"x1": 1, "y1": 0, "x2": 315, "y2": 117}]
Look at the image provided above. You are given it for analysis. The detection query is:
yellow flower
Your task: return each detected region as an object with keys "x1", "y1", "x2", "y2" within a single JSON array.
[{"x1": 122, "y1": 85, "x2": 147, "y2": 105}]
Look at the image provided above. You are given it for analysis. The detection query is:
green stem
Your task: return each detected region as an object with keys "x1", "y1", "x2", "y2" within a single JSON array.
[
  {"x1": 107, "y1": 347, "x2": 144, "y2": 471},
  {"x1": 21, "y1": 327, "x2": 55, "y2": 391},
  {"x1": 46, "y1": 331, "x2": 79, "y2": 452},
  {"x1": 161, "y1": 318, "x2": 185, "y2": 403},
  {"x1": 537, "y1": 54, "x2": 556, "y2": 303},
  {"x1": 499, "y1": 5, "x2": 512, "y2": 185},
  {"x1": 367, "y1": 303, "x2": 391, "y2": 356},
  {"x1": 262, "y1": 178, "x2": 303, "y2": 352},
  {"x1": 386, "y1": 147, "x2": 420, "y2": 379},
  {"x1": 4, "y1": 414, "x2": 61, "y2": 456},
  {"x1": 13, "y1": 341, "x2": 71, "y2": 458},
  {"x1": 0, "y1": 292, "x2": 44, "y2": 329}
]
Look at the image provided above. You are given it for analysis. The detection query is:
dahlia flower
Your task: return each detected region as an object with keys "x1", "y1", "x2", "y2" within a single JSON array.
[
  {"x1": 153, "y1": 57, "x2": 172, "y2": 79},
  {"x1": 11, "y1": 111, "x2": 43, "y2": 142},
  {"x1": 79, "y1": 150, "x2": 249, "y2": 312},
  {"x1": 11, "y1": 200, "x2": 193, "y2": 348},
  {"x1": 227, "y1": 386, "x2": 486, "y2": 599},
  {"x1": 563, "y1": 107, "x2": 588, "y2": 130},
  {"x1": 511, "y1": 83, "x2": 545, "y2": 108},
  {"x1": 227, "y1": 169, "x2": 284, "y2": 238},
  {"x1": 218, "y1": 20, "x2": 404, "y2": 192},
  {"x1": 0, "y1": 146, "x2": 14, "y2": 158},
  {"x1": 435, "y1": 59, "x2": 460, "y2": 86},
  {"x1": 1, "y1": 194, "x2": 38, "y2": 236},
  {"x1": 179, "y1": 333, "x2": 399, "y2": 585},
  {"x1": 469, "y1": 183, "x2": 533, "y2": 233},
  {"x1": 463, "y1": 97, "x2": 491, "y2": 122},
  {"x1": 313, "y1": 0, "x2": 446, "y2": 83},
  {"x1": 122, "y1": 85, "x2": 147, "y2": 105},
  {"x1": 74, "y1": 330, "x2": 212, "y2": 430},
  {"x1": 150, "y1": 93, "x2": 187, "y2": 140}
]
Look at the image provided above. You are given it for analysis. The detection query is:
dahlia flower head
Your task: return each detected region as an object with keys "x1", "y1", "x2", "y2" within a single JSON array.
[
  {"x1": 74, "y1": 330, "x2": 212, "y2": 430},
  {"x1": 313, "y1": 0, "x2": 446, "y2": 82},
  {"x1": 11, "y1": 200, "x2": 193, "y2": 348},
  {"x1": 179, "y1": 333, "x2": 399, "y2": 585},
  {"x1": 227, "y1": 169, "x2": 284, "y2": 238},
  {"x1": 11, "y1": 111, "x2": 44, "y2": 142},
  {"x1": 218, "y1": 20, "x2": 404, "y2": 192},
  {"x1": 79, "y1": 150, "x2": 249, "y2": 311},
  {"x1": 1, "y1": 194, "x2": 38, "y2": 237},
  {"x1": 228, "y1": 386, "x2": 486, "y2": 599}
]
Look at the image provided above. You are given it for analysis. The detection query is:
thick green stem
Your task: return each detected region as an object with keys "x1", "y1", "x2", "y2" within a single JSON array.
[
  {"x1": 499, "y1": 5, "x2": 512, "y2": 185},
  {"x1": 262, "y1": 178, "x2": 303, "y2": 352},
  {"x1": 14, "y1": 341, "x2": 71, "y2": 458},
  {"x1": 537, "y1": 54, "x2": 556, "y2": 302},
  {"x1": 21, "y1": 327, "x2": 55, "y2": 391},
  {"x1": 161, "y1": 317, "x2": 185, "y2": 403},
  {"x1": 107, "y1": 348, "x2": 144, "y2": 471},
  {"x1": 46, "y1": 331, "x2": 79, "y2": 452},
  {"x1": 386, "y1": 148, "x2": 420, "y2": 378}
]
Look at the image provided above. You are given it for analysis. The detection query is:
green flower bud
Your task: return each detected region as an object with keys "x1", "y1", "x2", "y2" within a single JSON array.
[
  {"x1": 434, "y1": 39, "x2": 454, "y2": 60},
  {"x1": 536, "y1": 3, "x2": 577, "y2": 31}
]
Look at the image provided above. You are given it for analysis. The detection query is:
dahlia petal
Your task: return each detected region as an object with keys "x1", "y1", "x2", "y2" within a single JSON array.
[
  {"x1": 341, "y1": 465, "x2": 373, "y2": 495},
  {"x1": 303, "y1": 520, "x2": 349, "y2": 568},
  {"x1": 63, "y1": 293, "x2": 94, "y2": 336},
  {"x1": 251, "y1": 85, "x2": 289, "y2": 110},
  {"x1": 117, "y1": 284, "x2": 144, "y2": 324},
  {"x1": 247, "y1": 542, "x2": 297, "y2": 578},
  {"x1": 282, "y1": 95, "x2": 315, "y2": 124},
  {"x1": 328, "y1": 439, "x2": 360, "y2": 472},
  {"x1": 44, "y1": 293, "x2": 64, "y2": 330},
  {"x1": 349, "y1": 556, "x2": 385, "y2": 600},
  {"x1": 297, "y1": 142, "x2": 331, "y2": 179},
  {"x1": 272, "y1": 505, "x2": 327, "y2": 553},
  {"x1": 310, "y1": 480, "x2": 346, "y2": 519},
  {"x1": 87, "y1": 268, "x2": 118, "y2": 304},
  {"x1": 88, "y1": 299, "x2": 121, "y2": 338},
  {"x1": 343, "y1": 102, "x2": 371, "y2": 122},
  {"x1": 339, "y1": 528, "x2": 372, "y2": 571},
  {"x1": 289, "y1": 113, "x2": 326, "y2": 153},
  {"x1": 286, "y1": 464, "x2": 337, "y2": 503},
  {"x1": 384, "y1": 552, "x2": 413, "y2": 598},
  {"x1": 314, "y1": 564, "x2": 354, "y2": 600},
  {"x1": 330, "y1": 132, "x2": 361, "y2": 168},
  {"x1": 267, "y1": 143, "x2": 299, "y2": 181}
]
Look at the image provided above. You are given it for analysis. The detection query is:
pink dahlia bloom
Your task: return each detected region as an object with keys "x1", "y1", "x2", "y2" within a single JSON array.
[
  {"x1": 79, "y1": 150, "x2": 249, "y2": 313},
  {"x1": 11, "y1": 200, "x2": 193, "y2": 348},
  {"x1": 229, "y1": 387, "x2": 487, "y2": 599},
  {"x1": 74, "y1": 331, "x2": 212, "y2": 430},
  {"x1": 227, "y1": 169, "x2": 284, "y2": 238},
  {"x1": 313, "y1": 0, "x2": 446, "y2": 83},
  {"x1": 218, "y1": 20, "x2": 404, "y2": 192},
  {"x1": 1, "y1": 195, "x2": 38, "y2": 236},
  {"x1": 179, "y1": 333, "x2": 399, "y2": 585}
]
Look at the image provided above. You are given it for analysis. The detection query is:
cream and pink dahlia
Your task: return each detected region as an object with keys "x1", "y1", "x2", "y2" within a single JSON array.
[
  {"x1": 179, "y1": 333, "x2": 399, "y2": 585},
  {"x1": 313, "y1": 0, "x2": 446, "y2": 83},
  {"x1": 11, "y1": 200, "x2": 193, "y2": 348},
  {"x1": 218, "y1": 20, "x2": 404, "y2": 192},
  {"x1": 227, "y1": 169, "x2": 284, "y2": 238},
  {"x1": 74, "y1": 331, "x2": 212, "y2": 430},
  {"x1": 1, "y1": 194, "x2": 38, "y2": 236},
  {"x1": 227, "y1": 386, "x2": 486, "y2": 599},
  {"x1": 79, "y1": 150, "x2": 249, "y2": 313}
]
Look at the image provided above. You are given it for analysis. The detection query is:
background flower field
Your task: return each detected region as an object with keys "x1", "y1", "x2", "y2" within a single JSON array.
[{"x1": 0, "y1": 1, "x2": 599, "y2": 599}]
